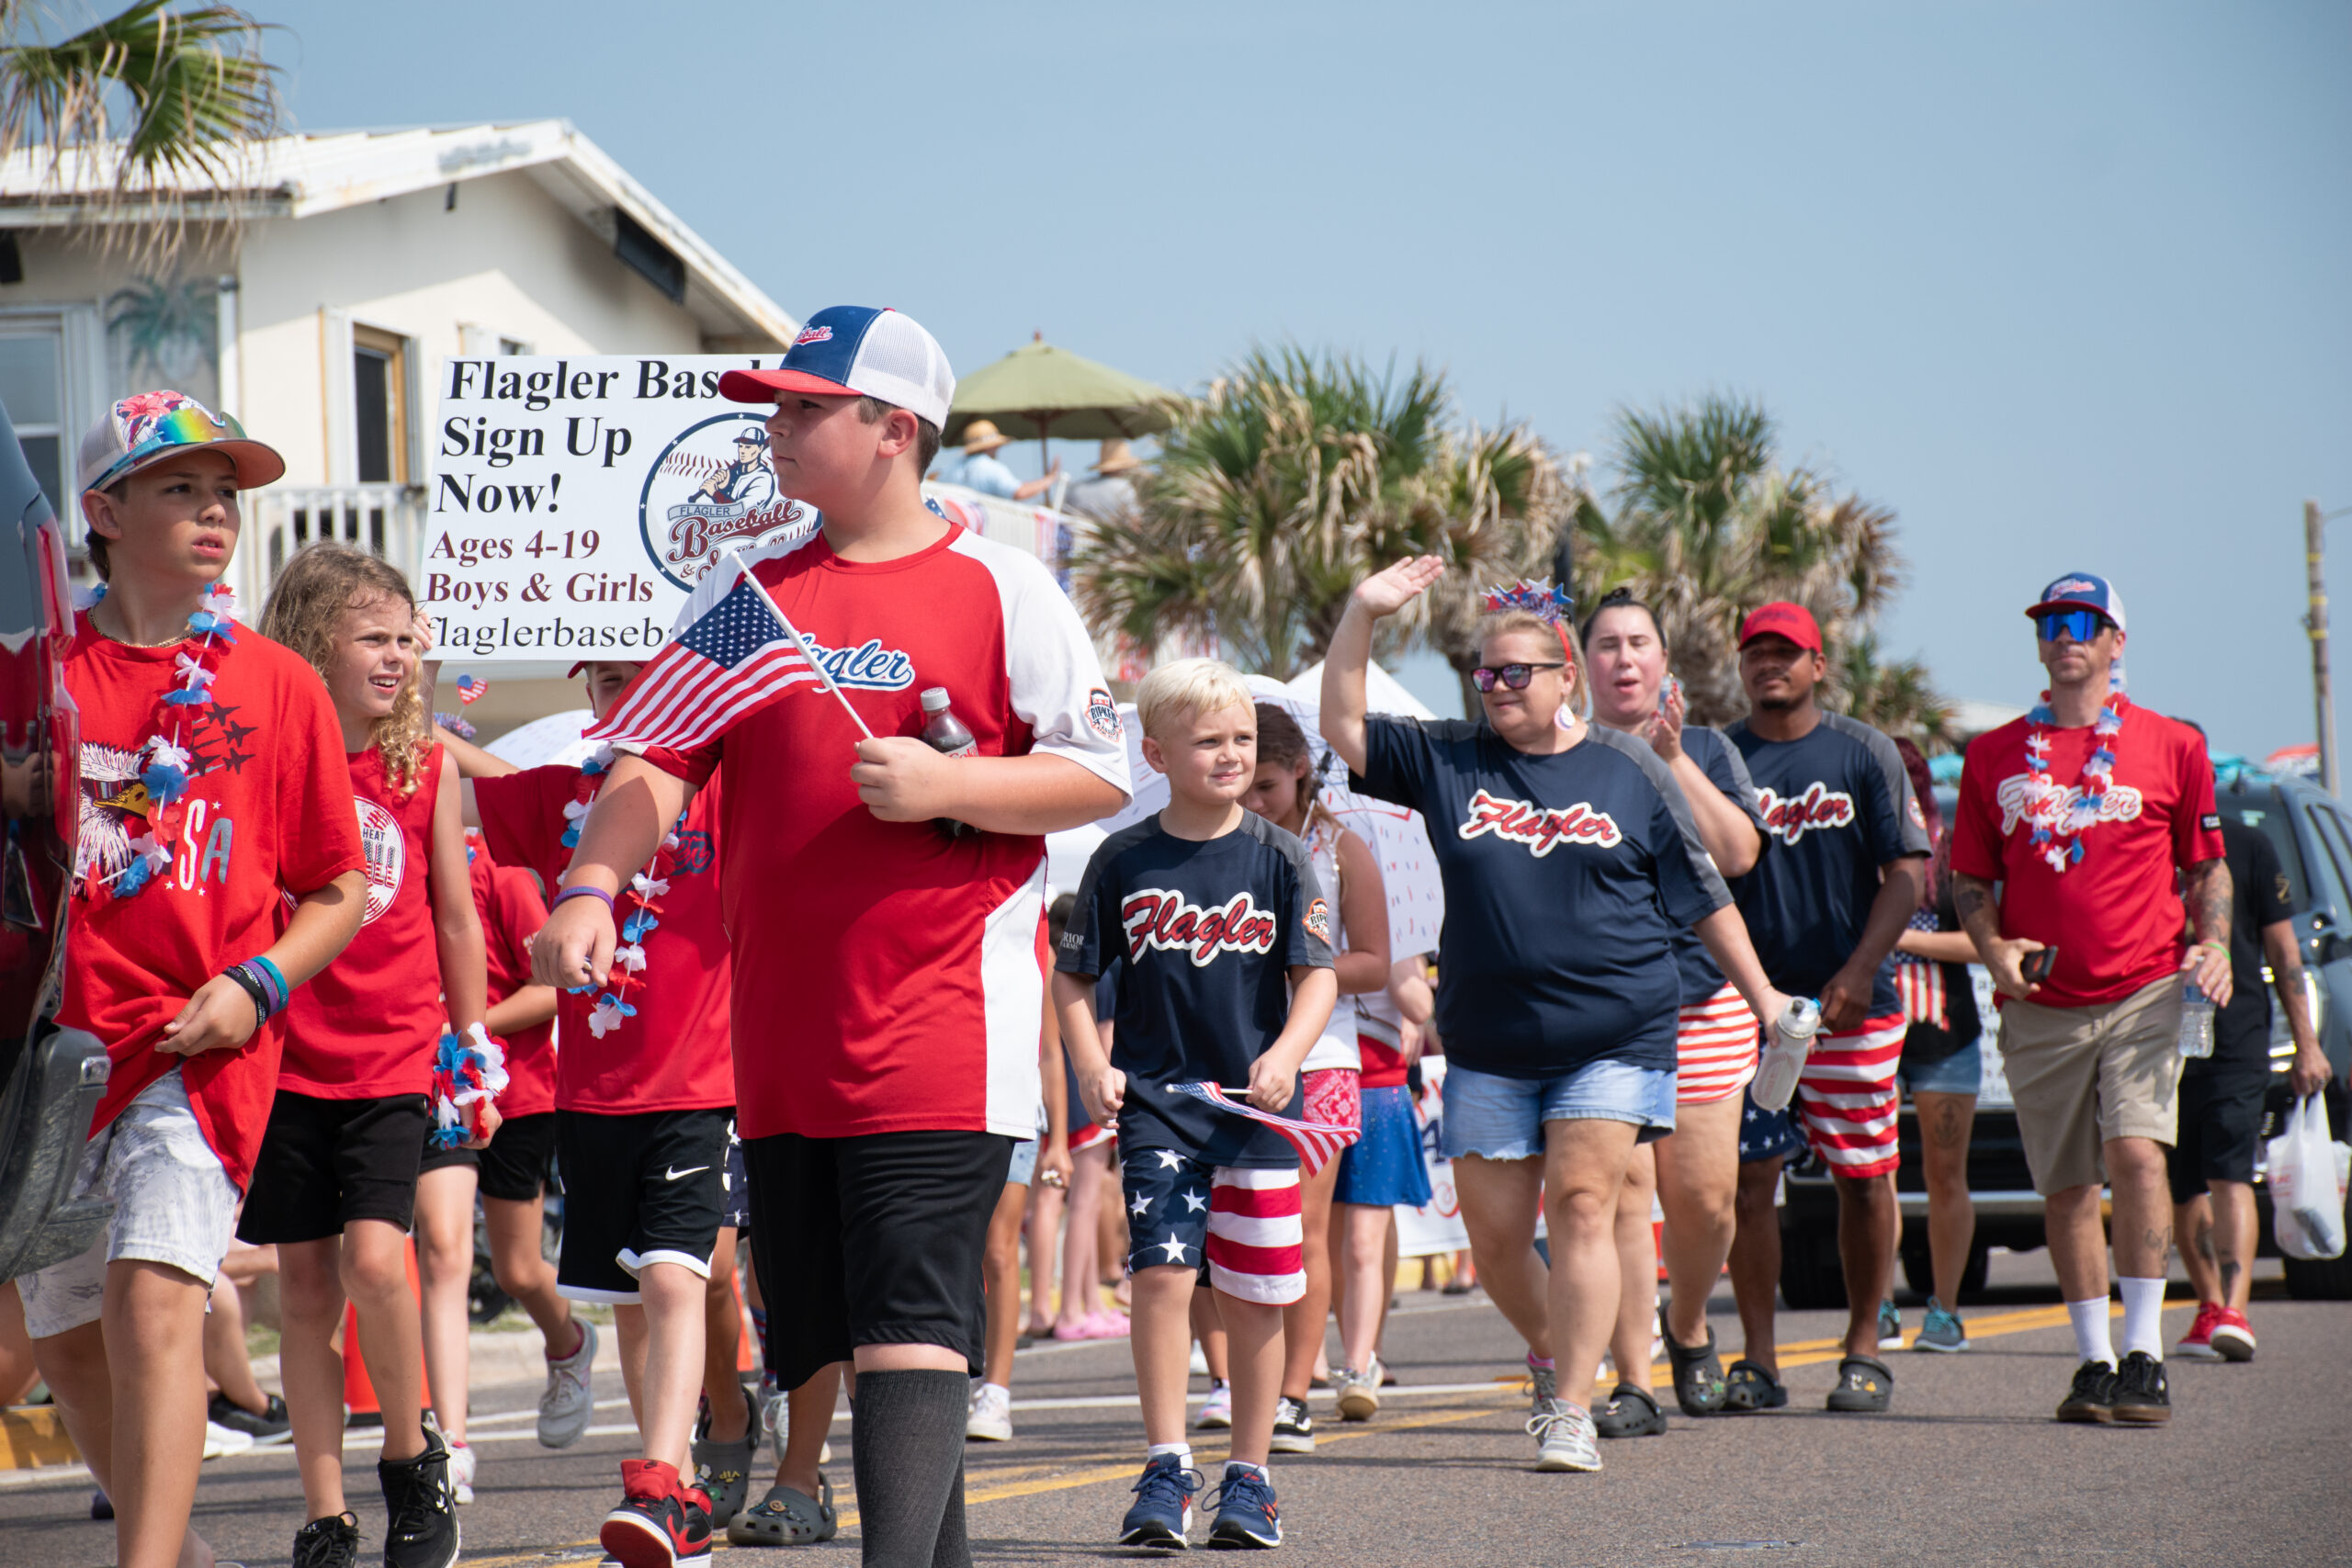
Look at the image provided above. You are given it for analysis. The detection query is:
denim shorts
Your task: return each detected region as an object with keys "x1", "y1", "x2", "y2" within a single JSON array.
[
  {"x1": 1006, "y1": 1138, "x2": 1038, "y2": 1187},
  {"x1": 1900, "y1": 1038, "x2": 1983, "y2": 1098},
  {"x1": 1439, "y1": 1057, "x2": 1677, "y2": 1162}
]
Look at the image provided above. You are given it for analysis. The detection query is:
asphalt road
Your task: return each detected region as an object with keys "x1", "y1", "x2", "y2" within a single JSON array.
[{"x1": 4, "y1": 1253, "x2": 2346, "y2": 1568}]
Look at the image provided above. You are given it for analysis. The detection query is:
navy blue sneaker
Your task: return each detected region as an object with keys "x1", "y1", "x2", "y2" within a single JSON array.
[
  {"x1": 1119, "y1": 1452, "x2": 1203, "y2": 1550},
  {"x1": 1205, "y1": 1463, "x2": 1281, "y2": 1550}
]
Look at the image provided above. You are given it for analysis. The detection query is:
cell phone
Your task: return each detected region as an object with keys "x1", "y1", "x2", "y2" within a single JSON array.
[
  {"x1": 1657, "y1": 674, "x2": 1681, "y2": 717},
  {"x1": 2022, "y1": 947, "x2": 2058, "y2": 984}
]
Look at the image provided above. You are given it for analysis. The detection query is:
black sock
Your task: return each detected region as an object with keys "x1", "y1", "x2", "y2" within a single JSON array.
[{"x1": 847, "y1": 1369, "x2": 969, "y2": 1568}]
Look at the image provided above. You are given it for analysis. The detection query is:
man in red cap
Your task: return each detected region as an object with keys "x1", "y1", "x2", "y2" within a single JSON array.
[
  {"x1": 1949, "y1": 572, "x2": 2229, "y2": 1427},
  {"x1": 1724, "y1": 603, "x2": 1929, "y2": 1414}
]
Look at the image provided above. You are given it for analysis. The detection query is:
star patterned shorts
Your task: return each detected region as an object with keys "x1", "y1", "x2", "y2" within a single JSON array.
[{"x1": 1120, "y1": 1145, "x2": 1304, "y2": 1305}]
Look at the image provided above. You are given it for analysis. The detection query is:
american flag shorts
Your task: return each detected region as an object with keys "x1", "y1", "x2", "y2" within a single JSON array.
[
  {"x1": 1120, "y1": 1147, "x2": 1304, "y2": 1305},
  {"x1": 1792, "y1": 1013, "x2": 1909, "y2": 1179},
  {"x1": 1676, "y1": 982, "x2": 1760, "y2": 1105}
]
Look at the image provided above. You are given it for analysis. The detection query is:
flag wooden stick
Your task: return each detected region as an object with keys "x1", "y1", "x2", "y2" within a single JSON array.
[{"x1": 737, "y1": 563, "x2": 874, "y2": 740}]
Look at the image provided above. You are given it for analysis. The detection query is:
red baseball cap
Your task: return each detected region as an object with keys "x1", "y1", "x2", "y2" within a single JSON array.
[{"x1": 1737, "y1": 602, "x2": 1823, "y2": 654}]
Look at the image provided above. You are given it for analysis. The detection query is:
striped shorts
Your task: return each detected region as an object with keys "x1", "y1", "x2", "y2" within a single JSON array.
[
  {"x1": 1792, "y1": 1012, "x2": 1908, "y2": 1179},
  {"x1": 1121, "y1": 1148, "x2": 1305, "y2": 1305},
  {"x1": 1676, "y1": 982, "x2": 1760, "y2": 1105}
]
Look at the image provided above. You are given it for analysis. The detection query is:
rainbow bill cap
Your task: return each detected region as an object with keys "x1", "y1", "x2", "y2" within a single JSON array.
[{"x1": 78, "y1": 390, "x2": 284, "y2": 495}]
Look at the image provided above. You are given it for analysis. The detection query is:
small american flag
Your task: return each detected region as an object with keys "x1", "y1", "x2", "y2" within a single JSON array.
[
  {"x1": 586, "y1": 559, "x2": 818, "y2": 750},
  {"x1": 454, "y1": 672, "x2": 490, "y2": 705},
  {"x1": 1894, "y1": 908, "x2": 1946, "y2": 1029},
  {"x1": 1168, "y1": 1081, "x2": 1362, "y2": 1177}
]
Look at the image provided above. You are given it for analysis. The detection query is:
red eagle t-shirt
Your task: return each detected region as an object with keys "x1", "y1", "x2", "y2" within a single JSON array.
[
  {"x1": 469, "y1": 844, "x2": 557, "y2": 1119},
  {"x1": 63, "y1": 615, "x2": 363, "y2": 1190},
  {"x1": 474, "y1": 763, "x2": 731, "y2": 1113},
  {"x1": 1950, "y1": 694, "x2": 2223, "y2": 1010},
  {"x1": 279, "y1": 747, "x2": 449, "y2": 1098},
  {"x1": 635, "y1": 525, "x2": 1129, "y2": 1142}
]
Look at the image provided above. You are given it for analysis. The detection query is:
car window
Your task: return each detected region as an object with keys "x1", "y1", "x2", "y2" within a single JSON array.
[
  {"x1": 2299, "y1": 803, "x2": 2352, "y2": 918},
  {"x1": 2222, "y1": 796, "x2": 2309, "y2": 911}
]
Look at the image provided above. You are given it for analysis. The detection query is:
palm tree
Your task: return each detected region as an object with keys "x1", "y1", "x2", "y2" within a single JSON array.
[
  {"x1": 1072, "y1": 346, "x2": 1566, "y2": 690},
  {"x1": 107, "y1": 269, "x2": 214, "y2": 380},
  {"x1": 0, "y1": 1, "x2": 282, "y2": 262},
  {"x1": 1574, "y1": 392, "x2": 1943, "y2": 738},
  {"x1": 1835, "y1": 631, "x2": 1955, "y2": 752}
]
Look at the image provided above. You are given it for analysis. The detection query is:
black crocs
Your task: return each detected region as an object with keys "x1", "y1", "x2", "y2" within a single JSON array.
[
  {"x1": 1826, "y1": 1355, "x2": 1894, "y2": 1413},
  {"x1": 1660, "y1": 1308, "x2": 1728, "y2": 1416},
  {"x1": 1721, "y1": 1359, "x2": 1788, "y2": 1412},
  {"x1": 1593, "y1": 1382, "x2": 1666, "y2": 1438}
]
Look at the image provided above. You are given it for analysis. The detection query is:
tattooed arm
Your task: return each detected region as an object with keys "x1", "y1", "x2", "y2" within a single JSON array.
[
  {"x1": 2264, "y1": 916, "x2": 2333, "y2": 1094},
  {"x1": 1952, "y1": 870, "x2": 2049, "y2": 1001},
  {"x1": 2177, "y1": 856, "x2": 2233, "y2": 1008}
]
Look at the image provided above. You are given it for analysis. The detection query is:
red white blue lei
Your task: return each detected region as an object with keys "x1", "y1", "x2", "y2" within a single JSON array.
[
  {"x1": 560, "y1": 743, "x2": 684, "y2": 1039},
  {"x1": 74, "y1": 581, "x2": 239, "y2": 898},
  {"x1": 2021, "y1": 668, "x2": 2126, "y2": 874},
  {"x1": 429, "y1": 1021, "x2": 508, "y2": 1148}
]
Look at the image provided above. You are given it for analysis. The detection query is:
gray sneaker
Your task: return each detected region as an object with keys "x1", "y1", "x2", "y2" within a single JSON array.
[
  {"x1": 1914, "y1": 1299, "x2": 1969, "y2": 1353},
  {"x1": 1528, "y1": 1360, "x2": 1557, "y2": 1412},
  {"x1": 1528, "y1": 1399, "x2": 1600, "y2": 1472},
  {"x1": 537, "y1": 1319, "x2": 597, "y2": 1450}
]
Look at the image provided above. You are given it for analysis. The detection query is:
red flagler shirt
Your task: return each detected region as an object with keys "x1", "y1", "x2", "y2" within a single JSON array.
[
  {"x1": 62, "y1": 615, "x2": 363, "y2": 1190},
  {"x1": 635, "y1": 525, "x2": 1129, "y2": 1141},
  {"x1": 469, "y1": 842, "x2": 557, "y2": 1119},
  {"x1": 1950, "y1": 694, "x2": 2223, "y2": 1010},
  {"x1": 278, "y1": 746, "x2": 451, "y2": 1099},
  {"x1": 474, "y1": 765, "x2": 733, "y2": 1112}
]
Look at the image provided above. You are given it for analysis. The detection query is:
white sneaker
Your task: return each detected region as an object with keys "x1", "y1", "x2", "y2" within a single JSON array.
[
  {"x1": 1529, "y1": 1400, "x2": 1600, "y2": 1472},
  {"x1": 1335, "y1": 1364, "x2": 1380, "y2": 1423},
  {"x1": 201, "y1": 1420, "x2": 254, "y2": 1461},
  {"x1": 1189, "y1": 1340, "x2": 1210, "y2": 1377},
  {"x1": 1195, "y1": 1381, "x2": 1233, "y2": 1429},
  {"x1": 966, "y1": 1382, "x2": 1012, "y2": 1442},
  {"x1": 538, "y1": 1318, "x2": 598, "y2": 1449},
  {"x1": 448, "y1": 1439, "x2": 477, "y2": 1505}
]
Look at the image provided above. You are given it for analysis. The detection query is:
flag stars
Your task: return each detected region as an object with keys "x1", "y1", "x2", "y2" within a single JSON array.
[
  {"x1": 1131, "y1": 1192, "x2": 1154, "y2": 1218},
  {"x1": 1180, "y1": 1189, "x2": 1207, "y2": 1213},
  {"x1": 1156, "y1": 1234, "x2": 1191, "y2": 1264},
  {"x1": 1153, "y1": 1149, "x2": 1185, "y2": 1170}
]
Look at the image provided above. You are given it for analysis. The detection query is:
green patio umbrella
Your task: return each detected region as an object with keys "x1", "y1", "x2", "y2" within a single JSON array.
[{"x1": 943, "y1": 334, "x2": 1184, "y2": 476}]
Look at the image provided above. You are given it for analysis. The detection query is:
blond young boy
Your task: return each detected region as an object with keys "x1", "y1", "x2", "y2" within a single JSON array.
[{"x1": 1053, "y1": 658, "x2": 1338, "y2": 1551}]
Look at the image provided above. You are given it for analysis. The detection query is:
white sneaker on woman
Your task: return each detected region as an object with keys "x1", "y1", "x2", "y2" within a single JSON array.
[
  {"x1": 966, "y1": 1382, "x2": 1012, "y2": 1442},
  {"x1": 1529, "y1": 1400, "x2": 1600, "y2": 1472}
]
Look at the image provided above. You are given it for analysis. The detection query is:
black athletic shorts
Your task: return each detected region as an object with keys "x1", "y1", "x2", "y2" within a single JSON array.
[
  {"x1": 2167, "y1": 1065, "x2": 2271, "y2": 1201},
  {"x1": 555, "y1": 1107, "x2": 731, "y2": 1303},
  {"x1": 721, "y1": 1122, "x2": 750, "y2": 1230},
  {"x1": 238, "y1": 1091, "x2": 429, "y2": 1246},
  {"x1": 480, "y1": 1111, "x2": 559, "y2": 1202},
  {"x1": 744, "y1": 1129, "x2": 1012, "y2": 1391}
]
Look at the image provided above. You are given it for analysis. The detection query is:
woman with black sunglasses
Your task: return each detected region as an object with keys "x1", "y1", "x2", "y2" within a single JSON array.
[{"x1": 1319, "y1": 556, "x2": 1791, "y2": 1476}]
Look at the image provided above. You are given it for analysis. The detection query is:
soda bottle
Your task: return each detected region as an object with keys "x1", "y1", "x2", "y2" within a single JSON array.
[
  {"x1": 2178, "y1": 983, "x2": 2216, "y2": 1058},
  {"x1": 921, "y1": 687, "x2": 977, "y2": 840},
  {"x1": 1752, "y1": 996, "x2": 1821, "y2": 1112}
]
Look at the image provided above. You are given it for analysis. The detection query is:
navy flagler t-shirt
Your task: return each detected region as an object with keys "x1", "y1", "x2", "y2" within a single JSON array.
[
  {"x1": 1057, "y1": 811, "x2": 1336, "y2": 1168},
  {"x1": 1350, "y1": 717, "x2": 1732, "y2": 1078},
  {"x1": 1726, "y1": 711, "x2": 1933, "y2": 1013},
  {"x1": 1665, "y1": 726, "x2": 1771, "y2": 1006}
]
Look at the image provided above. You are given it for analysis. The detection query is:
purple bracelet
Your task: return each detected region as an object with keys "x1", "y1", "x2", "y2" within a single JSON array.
[{"x1": 552, "y1": 885, "x2": 616, "y2": 912}]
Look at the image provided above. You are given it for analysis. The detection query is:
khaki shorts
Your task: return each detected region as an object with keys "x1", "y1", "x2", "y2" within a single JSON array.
[{"x1": 2000, "y1": 974, "x2": 2185, "y2": 1196}]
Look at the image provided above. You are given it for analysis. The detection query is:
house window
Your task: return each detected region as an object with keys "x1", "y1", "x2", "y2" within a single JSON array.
[
  {"x1": 0, "y1": 329, "x2": 65, "y2": 514},
  {"x1": 352, "y1": 325, "x2": 409, "y2": 484}
]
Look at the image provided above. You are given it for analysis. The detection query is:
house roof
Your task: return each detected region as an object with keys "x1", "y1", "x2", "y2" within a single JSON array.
[{"x1": 0, "y1": 120, "x2": 794, "y2": 347}]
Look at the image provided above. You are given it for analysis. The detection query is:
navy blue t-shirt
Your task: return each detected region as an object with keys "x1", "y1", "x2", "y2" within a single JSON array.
[
  {"x1": 1726, "y1": 712, "x2": 1932, "y2": 1013},
  {"x1": 1057, "y1": 812, "x2": 1335, "y2": 1168},
  {"x1": 1351, "y1": 718, "x2": 1731, "y2": 1077},
  {"x1": 1665, "y1": 726, "x2": 1770, "y2": 1006}
]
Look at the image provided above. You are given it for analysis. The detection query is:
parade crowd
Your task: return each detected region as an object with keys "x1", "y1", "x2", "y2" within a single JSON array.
[{"x1": 13, "y1": 303, "x2": 2334, "y2": 1568}]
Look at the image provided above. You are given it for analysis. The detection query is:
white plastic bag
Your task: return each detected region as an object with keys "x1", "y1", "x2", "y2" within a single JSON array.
[{"x1": 2267, "y1": 1093, "x2": 2350, "y2": 1261}]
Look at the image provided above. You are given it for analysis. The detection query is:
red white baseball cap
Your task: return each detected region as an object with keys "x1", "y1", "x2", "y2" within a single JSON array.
[
  {"x1": 2025, "y1": 571, "x2": 2128, "y2": 635},
  {"x1": 718, "y1": 306, "x2": 956, "y2": 430},
  {"x1": 1737, "y1": 602, "x2": 1823, "y2": 654}
]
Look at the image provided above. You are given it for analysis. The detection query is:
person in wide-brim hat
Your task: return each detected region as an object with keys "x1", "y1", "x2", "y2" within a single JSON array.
[
  {"x1": 960, "y1": 419, "x2": 1012, "y2": 455},
  {"x1": 1091, "y1": 438, "x2": 1144, "y2": 475}
]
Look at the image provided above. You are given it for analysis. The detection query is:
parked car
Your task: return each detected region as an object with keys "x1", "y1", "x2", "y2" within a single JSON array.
[
  {"x1": 0, "y1": 397, "x2": 111, "y2": 1282},
  {"x1": 1781, "y1": 777, "x2": 2352, "y2": 1308}
]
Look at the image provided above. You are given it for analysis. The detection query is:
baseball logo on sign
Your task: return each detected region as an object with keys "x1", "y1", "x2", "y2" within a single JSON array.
[
  {"x1": 356, "y1": 798, "x2": 406, "y2": 925},
  {"x1": 639, "y1": 412, "x2": 819, "y2": 591}
]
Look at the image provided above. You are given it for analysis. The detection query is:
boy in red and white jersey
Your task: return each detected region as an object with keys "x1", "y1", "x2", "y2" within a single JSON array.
[
  {"x1": 14, "y1": 395, "x2": 367, "y2": 1568},
  {"x1": 445, "y1": 660, "x2": 751, "y2": 1562},
  {"x1": 536, "y1": 306, "x2": 1129, "y2": 1567}
]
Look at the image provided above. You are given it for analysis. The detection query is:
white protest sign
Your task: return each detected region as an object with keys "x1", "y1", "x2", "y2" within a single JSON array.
[{"x1": 423, "y1": 355, "x2": 818, "y2": 662}]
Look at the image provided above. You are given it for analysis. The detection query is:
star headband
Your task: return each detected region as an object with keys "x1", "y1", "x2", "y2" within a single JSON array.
[{"x1": 1479, "y1": 578, "x2": 1576, "y2": 626}]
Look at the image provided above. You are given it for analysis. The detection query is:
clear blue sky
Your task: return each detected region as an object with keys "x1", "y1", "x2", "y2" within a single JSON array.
[{"x1": 259, "y1": 1, "x2": 2349, "y2": 754}]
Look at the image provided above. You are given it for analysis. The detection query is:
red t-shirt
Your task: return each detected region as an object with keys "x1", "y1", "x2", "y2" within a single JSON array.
[
  {"x1": 1357, "y1": 1033, "x2": 1409, "y2": 1090},
  {"x1": 469, "y1": 842, "x2": 556, "y2": 1119},
  {"x1": 279, "y1": 747, "x2": 450, "y2": 1098},
  {"x1": 636, "y1": 525, "x2": 1127, "y2": 1141},
  {"x1": 62, "y1": 614, "x2": 363, "y2": 1190},
  {"x1": 1950, "y1": 695, "x2": 2223, "y2": 1010},
  {"x1": 474, "y1": 762, "x2": 732, "y2": 1113}
]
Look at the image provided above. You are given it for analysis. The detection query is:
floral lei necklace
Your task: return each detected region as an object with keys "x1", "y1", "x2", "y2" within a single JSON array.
[
  {"x1": 560, "y1": 743, "x2": 685, "y2": 1038},
  {"x1": 2021, "y1": 665, "x2": 2127, "y2": 874},
  {"x1": 75, "y1": 581, "x2": 239, "y2": 899}
]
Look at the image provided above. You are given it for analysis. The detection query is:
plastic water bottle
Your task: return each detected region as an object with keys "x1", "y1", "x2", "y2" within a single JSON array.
[
  {"x1": 2178, "y1": 984, "x2": 2216, "y2": 1059},
  {"x1": 1753, "y1": 997, "x2": 1821, "y2": 1112},
  {"x1": 921, "y1": 687, "x2": 977, "y2": 840}
]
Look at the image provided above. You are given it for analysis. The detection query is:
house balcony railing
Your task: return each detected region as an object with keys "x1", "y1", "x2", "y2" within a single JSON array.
[{"x1": 241, "y1": 482, "x2": 428, "y2": 606}]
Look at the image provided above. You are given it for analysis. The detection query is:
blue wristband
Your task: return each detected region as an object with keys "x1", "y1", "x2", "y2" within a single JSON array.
[
  {"x1": 249, "y1": 954, "x2": 288, "y2": 1016},
  {"x1": 552, "y1": 885, "x2": 616, "y2": 912}
]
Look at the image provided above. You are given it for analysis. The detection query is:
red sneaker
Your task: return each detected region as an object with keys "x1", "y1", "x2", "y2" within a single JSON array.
[
  {"x1": 601, "y1": 1461, "x2": 712, "y2": 1568},
  {"x1": 2173, "y1": 1301, "x2": 2224, "y2": 1362},
  {"x1": 2209, "y1": 1305, "x2": 2256, "y2": 1362}
]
